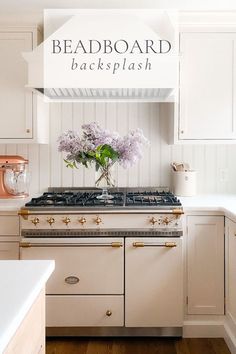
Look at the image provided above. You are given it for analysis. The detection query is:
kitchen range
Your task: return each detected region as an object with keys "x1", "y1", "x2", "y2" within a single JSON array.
[{"x1": 18, "y1": 188, "x2": 184, "y2": 337}]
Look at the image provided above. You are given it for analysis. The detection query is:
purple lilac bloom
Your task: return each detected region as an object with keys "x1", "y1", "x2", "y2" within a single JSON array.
[{"x1": 58, "y1": 123, "x2": 149, "y2": 168}]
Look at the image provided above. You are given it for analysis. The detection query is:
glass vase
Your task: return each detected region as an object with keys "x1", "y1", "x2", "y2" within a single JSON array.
[{"x1": 95, "y1": 165, "x2": 115, "y2": 200}]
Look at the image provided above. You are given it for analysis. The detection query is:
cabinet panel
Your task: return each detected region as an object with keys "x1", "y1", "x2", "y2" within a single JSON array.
[
  {"x1": 0, "y1": 242, "x2": 19, "y2": 259},
  {"x1": 187, "y1": 216, "x2": 224, "y2": 314},
  {"x1": 125, "y1": 237, "x2": 183, "y2": 327},
  {"x1": 0, "y1": 32, "x2": 33, "y2": 139},
  {"x1": 4, "y1": 289, "x2": 45, "y2": 354},
  {"x1": 46, "y1": 295, "x2": 124, "y2": 327},
  {"x1": 226, "y1": 218, "x2": 236, "y2": 323},
  {"x1": 179, "y1": 32, "x2": 236, "y2": 141},
  {"x1": 0, "y1": 216, "x2": 19, "y2": 235}
]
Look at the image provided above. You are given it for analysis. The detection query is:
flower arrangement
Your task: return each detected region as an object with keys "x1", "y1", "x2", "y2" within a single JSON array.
[{"x1": 58, "y1": 122, "x2": 149, "y2": 192}]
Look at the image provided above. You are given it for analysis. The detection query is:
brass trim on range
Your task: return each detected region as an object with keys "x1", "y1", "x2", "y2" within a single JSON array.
[
  {"x1": 133, "y1": 241, "x2": 177, "y2": 248},
  {"x1": 111, "y1": 242, "x2": 123, "y2": 248},
  {"x1": 20, "y1": 242, "x2": 123, "y2": 248},
  {"x1": 172, "y1": 208, "x2": 184, "y2": 215},
  {"x1": 19, "y1": 242, "x2": 31, "y2": 248},
  {"x1": 18, "y1": 209, "x2": 29, "y2": 220}
]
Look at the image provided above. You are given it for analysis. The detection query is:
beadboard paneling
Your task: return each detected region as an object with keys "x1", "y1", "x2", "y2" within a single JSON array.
[{"x1": 2, "y1": 102, "x2": 236, "y2": 195}]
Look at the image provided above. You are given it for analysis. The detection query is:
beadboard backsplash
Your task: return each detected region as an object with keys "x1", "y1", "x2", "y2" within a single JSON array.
[{"x1": 1, "y1": 102, "x2": 236, "y2": 195}]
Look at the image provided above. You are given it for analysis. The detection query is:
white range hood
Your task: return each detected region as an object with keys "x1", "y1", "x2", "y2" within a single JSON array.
[{"x1": 23, "y1": 9, "x2": 179, "y2": 102}]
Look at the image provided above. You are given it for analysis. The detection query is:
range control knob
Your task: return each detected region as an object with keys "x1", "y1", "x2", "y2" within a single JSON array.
[
  {"x1": 162, "y1": 217, "x2": 170, "y2": 225},
  {"x1": 47, "y1": 217, "x2": 55, "y2": 226},
  {"x1": 95, "y1": 216, "x2": 102, "y2": 225},
  {"x1": 62, "y1": 217, "x2": 71, "y2": 226},
  {"x1": 31, "y1": 217, "x2": 39, "y2": 226},
  {"x1": 79, "y1": 217, "x2": 86, "y2": 226},
  {"x1": 150, "y1": 217, "x2": 157, "y2": 225}
]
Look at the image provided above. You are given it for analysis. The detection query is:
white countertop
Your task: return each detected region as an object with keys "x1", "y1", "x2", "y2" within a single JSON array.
[
  {"x1": 180, "y1": 194, "x2": 236, "y2": 221},
  {"x1": 0, "y1": 198, "x2": 31, "y2": 214},
  {"x1": 0, "y1": 260, "x2": 55, "y2": 353}
]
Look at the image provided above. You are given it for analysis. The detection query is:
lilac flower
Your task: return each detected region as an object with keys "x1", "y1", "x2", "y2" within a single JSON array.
[{"x1": 58, "y1": 122, "x2": 149, "y2": 169}]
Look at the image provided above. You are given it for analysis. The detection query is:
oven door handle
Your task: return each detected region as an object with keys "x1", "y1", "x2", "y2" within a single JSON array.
[
  {"x1": 19, "y1": 241, "x2": 123, "y2": 248},
  {"x1": 133, "y1": 242, "x2": 177, "y2": 248}
]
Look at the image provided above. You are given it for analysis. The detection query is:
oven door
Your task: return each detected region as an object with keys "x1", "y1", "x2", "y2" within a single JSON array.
[
  {"x1": 125, "y1": 237, "x2": 183, "y2": 327},
  {"x1": 20, "y1": 237, "x2": 124, "y2": 295}
]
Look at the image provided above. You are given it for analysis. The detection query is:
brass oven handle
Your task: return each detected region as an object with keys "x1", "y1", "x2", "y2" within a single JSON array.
[
  {"x1": 133, "y1": 242, "x2": 177, "y2": 248},
  {"x1": 20, "y1": 242, "x2": 123, "y2": 248},
  {"x1": 65, "y1": 276, "x2": 80, "y2": 285}
]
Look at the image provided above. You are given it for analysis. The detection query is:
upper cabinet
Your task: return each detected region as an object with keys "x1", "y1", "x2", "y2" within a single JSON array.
[
  {"x1": 0, "y1": 27, "x2": 48, "y2": 144},
  {"x1": 172, "y1": 30, "x2": 236, "y2": 144}
]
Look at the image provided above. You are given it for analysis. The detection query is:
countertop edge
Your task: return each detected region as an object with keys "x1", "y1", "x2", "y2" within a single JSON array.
[{"x1": 0, "y1": 260, "x2": 55, "y2": 354}]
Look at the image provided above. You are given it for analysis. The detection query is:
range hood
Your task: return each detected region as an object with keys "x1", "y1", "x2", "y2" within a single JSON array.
[{"x1": 23, "y1": 10, "x2": 179, "y2": 102}]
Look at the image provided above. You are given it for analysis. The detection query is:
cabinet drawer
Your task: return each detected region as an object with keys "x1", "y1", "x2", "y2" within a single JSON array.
[
  {"x1": 0, "y1": 242, "x2": 19, "y2": 260},
  {"x1": 46, "y1": 295, "x2": 124, "y2": 327},
  {"x1": 0, "y1": 216, "x2": 19, "y2": 235},
  {"x1": 20, "y1": 238, "x2": 124, "y2": 294}
]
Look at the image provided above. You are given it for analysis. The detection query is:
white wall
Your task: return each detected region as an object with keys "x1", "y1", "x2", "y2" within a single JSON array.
[{"x1": 1, "y1": 101, "x2": 236, "y2": 195}]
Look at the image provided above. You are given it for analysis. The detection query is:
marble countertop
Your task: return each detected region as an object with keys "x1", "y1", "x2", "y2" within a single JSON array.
[{"x1": 0, "y1": 260, "x2": 55, "y2": 353}]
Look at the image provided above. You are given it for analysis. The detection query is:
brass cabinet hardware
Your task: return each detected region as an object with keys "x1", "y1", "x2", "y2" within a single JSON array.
[
  {"x1": 31, "y1": 217, "x2": 39, "y2": 226},
  {"x1": 79, "y1": 217, "x2": 86, "y2": 225},
  {"x1": 47, "y1": 217, "x2": 55, "y2": 226},
  {"x1": 111, "y1": 242, "x2": 123, "y2": 248},
  {"x1": 162, "y1": 217, "x2": 170, "y2": 225},
  {"x1": 133, "y1": 242, "x2": 145, "y2": 247},
  {"x1": 18, "y1": 209, "x2": 29, "y2": 220},
  {"x1": 65, "y1": 276, "x2": 80, "y2": 285},
  {"x1": 165, "y1": 242, "x2": 177, "y2": 248},
  {"x1": 95, "y1": 216, "x2": 102, "y2": 225},
  {"x1": 172, "y1": 209, "x2": 184, "y2": 215},
  {"x1": 150, "y1": 217, "x2": 157, "y2": 225},
  {"x1": 20, "y1": 242, "x2": 31, "y2": 248},
  {"x1": 106, "y1": 310, "x2": 112, "y2": 317},
  {"x1": 62, "y1": 217, "x2": 71, "y2": 226},
  {"x1": 26, "y1": 129, "x2": 30, "y2": 133}
]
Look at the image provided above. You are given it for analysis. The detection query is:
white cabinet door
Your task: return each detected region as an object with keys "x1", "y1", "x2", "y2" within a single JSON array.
[
  {"x1": 187, "y1": 216, "x2": 224, "y2": 314},
  {"x1": 0, "y1": 32, "x2": 33, "y2": 139},
  {"x1": 225, "y1": 218, "x2": 236, "y2": 324},
  {"x1": 125, "y1": 237, "x2": 183, "y2": 327},
  {"x1": 0, "y1": 242, "x2": 19, "y2": 259},
  {"x1": 179, "y1": 32, "x2": 236, "y2": 141}
]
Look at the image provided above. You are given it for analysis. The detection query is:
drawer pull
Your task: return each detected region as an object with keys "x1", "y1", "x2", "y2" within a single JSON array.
[
  {"x1": 106, "y1": 310, "x2": 112, "y2": 317},
  {"x1": 65, "y1": 276, "x2": 80, "y2": 285}
]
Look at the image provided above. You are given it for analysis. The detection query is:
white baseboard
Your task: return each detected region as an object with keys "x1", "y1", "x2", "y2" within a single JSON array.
[
  {"x1": 224, "y1": 313, "x2": 236, "y2": 354},
  {"x1": 183, "y1": 320, "x2": 224, "y2": 338}
]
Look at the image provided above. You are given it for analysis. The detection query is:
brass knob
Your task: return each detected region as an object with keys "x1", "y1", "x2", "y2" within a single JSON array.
[
  {"x1": 63, "y1": 217, "x2": 71, "y2": 226},
  {"x1": 106, "y1": 310, "x2": 112, "y2": 317},
  {"x1": 95, "y1": 216, "x2": 102, "y2": 225},
  {"x1": 47, "y1": 217, "x2": 55, "y2": 226},
  {"x1": 150, "y1": 217, "x2": 157, "y2": 225},
  {"x1": 162, "y1": 217, "x2": 170, "y2": 225},
  {"x1": 31, "y1": 217, "x2": 39, "y2": 226},
  {"x1": 79, "y1": 217, "x2": 86, "y2": 225}
]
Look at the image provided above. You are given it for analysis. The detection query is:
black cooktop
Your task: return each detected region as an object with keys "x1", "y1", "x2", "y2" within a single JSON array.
[{"x1": 25, "y1": 189, "x2": 181, "y2": 209}]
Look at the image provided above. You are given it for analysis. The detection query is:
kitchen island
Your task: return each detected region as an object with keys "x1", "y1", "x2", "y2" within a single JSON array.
[{"x1": 0, "y1": 260, "x2": 54, "y2": 354}]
